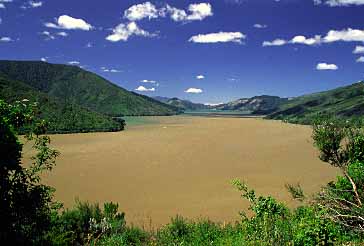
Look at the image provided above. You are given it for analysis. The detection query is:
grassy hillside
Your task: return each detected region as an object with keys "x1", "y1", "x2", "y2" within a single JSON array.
[
  {"x1": 0, "y1": 75, "x2": 123, "y2": 133},
  {"x1": 267, "y1": 82, "x2": 364, "y2": 124},
  {"x1": 0, "y1": 60, "x2": 180, "y2": 116}
]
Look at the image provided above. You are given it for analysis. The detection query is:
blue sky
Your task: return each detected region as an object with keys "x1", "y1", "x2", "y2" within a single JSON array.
[{"x1": 1, "y1": 0, "x2": 364, "y2": 104}]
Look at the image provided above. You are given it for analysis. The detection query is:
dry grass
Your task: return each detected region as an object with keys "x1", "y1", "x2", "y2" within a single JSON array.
[{"x1": 23, "y1": 116, "x2": 339, "y2": 227}]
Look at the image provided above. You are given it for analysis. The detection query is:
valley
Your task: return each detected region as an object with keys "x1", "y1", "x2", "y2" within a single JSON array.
[{"x1": 22, "y1": 116, "x2": 339, "y2": 227}]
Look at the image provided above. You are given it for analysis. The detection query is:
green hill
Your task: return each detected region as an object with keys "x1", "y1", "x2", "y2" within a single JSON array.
[
  {"x1": 0, "y1": 75, "x2": 124, "y2": 133},
  {"x1": 267, "y1": 82, "x2": 364, "y2": 124},
  {"x1": 0, "y1": 60, "x2": 180, "y2": 117},
  {"x1": 0, "y1": 60, "x2": 181, "y2": 133}
]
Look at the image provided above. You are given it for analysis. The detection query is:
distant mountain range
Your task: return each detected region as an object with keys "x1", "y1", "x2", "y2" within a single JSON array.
[
  {"x1": 0, "y1": 60, "x2": 180, "y2": 133},
  {"x1": 153, "y1": 97, "x2": 211, "y2": 111},
  {"x1": 156, "y1": 82, "x2": 364, "y2": 124},
  {"x1": 213, "y1": 95, "x2": 288, "y2": 114}
]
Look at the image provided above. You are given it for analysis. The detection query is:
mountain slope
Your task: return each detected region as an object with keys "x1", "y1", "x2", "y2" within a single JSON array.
[
  {"x1": 153, "y1": 97, "x2": 210, "y2": 111},
  {"x1": 267, "y1": 82, "x2": 364, "y2": 124},
  {"x1": 0, "y1": 60, "x2": 180, "y2": 116},
  {"x1": 0, "y1": 75, "x2": 123, "y2": 133},
  {"x1": 213, "y1": 95, "x2": 288, "y2": 114}
]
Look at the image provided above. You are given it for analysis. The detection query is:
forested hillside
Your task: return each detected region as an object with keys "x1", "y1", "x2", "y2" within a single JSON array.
[
  {"x1": 267, "y1": 82, "x2": 364, "y2": 124},
  {"x1": 0, "y1": 60, "x2": 180, "y2": 117}
]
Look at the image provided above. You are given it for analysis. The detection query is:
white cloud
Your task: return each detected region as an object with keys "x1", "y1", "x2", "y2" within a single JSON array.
[
  {"x1": 124, "y1": 2, "x2": 159, "y2": 21},
  {"x1": 166, "y1": 3, "x2": 213, "y2": 22},
  {"x1": 135, "y1": 85, "x2": 155, "y2": 92},
  {"x1": 196, "y1": 75, "x2": 205, "y2": 79},
  {"x1": 254, "y1": 24, "x2": 267, "y2": 29},
  {"x1": 165, "y1": 5, "x2": 188, "y2": 22},
  {"x1": 189, "y1": 32, "x2": 245, "y2": 44},
  {"x1": 0, "y1": 0, "x2": 12, "y2": 8},
  {"x1": 28, "y1": 1, "x2": 43, "y2": 8},
  {"x1": 68, "y1": 61, "x2": 80, "y2": 65},
  {"x1": 106, "y1": 22, "x2": 156, "y2": 42},
  {"x1": 101, "y1": 67, "x2": 122, "y2": 73},
  {"x1": 291, "y1": 35, "x2": 321, "y2": 45},
  {"x1": 141, "y1": 79, "x2": 157, "y2": 83},
  {"x1": 263, "y1": 35, "x2": 321, "y2": 47},
  {"x1": 185, "y1": 88, "x2": 203, "y2": 94},
  {"x1": 40, "y1": 57, "x2": 47, "y2": 62},
  {"x1": 0, "y1": 36, "x2": 13, "y2": 42},
  {"x1": 85, "y1": 42, "x2": 93, "y2": 48},
  {"x1": 263, "y1": 28, "x2": 364, "y2": 48},
  {"x1": 123, "y1": 2, "x2": 213, "y2": 23},
  {"x1": 185, "y1": 3, "x2": 213, "y2": 21},
  {"x1": 57, "y1": 31, "x2": 68, "y2": 37},
  {"x1": 356, "y1": 56, "x2": 364, "y2": 62},
  {"x1": 353, "y1": 45, "x2": 364, "y2": 54},
  {"x1": 45, "y1": 15, "x2": 93, "y2": 31},
  {"x1": 40, "y1": 31, "x2": 55, "y2": 40},
  {"x1": 262, "y1": 39, "x2": 287, "y2": 46},
  {"x1": 315, "y1": 0, "x2": 364, "y2": 6},
  {"x1": 316, "y1": 63, "x2": 338, "y2": 70},
  {"x1": 323, "y1": 28, "x2": 364, "y2": 43}
]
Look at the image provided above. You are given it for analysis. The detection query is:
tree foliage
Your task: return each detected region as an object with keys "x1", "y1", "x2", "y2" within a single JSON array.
[{"x1": 0, "y1": 99, "x2": 59, "y2": 245}]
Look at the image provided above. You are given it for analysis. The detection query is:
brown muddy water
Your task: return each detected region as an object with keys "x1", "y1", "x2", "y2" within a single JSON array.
[{"x1": 23, "y1": 116, "x2": 338, "y2": 228}]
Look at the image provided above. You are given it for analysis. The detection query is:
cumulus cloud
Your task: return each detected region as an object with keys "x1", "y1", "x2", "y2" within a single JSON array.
[
  {"x1": 356, "y1": 56, "x2": 364, "y2": 62},
  {"x1": 323, "y1": 28, "x2": 364, "y2": 43},
  {"x1": 315, "y1": 0, "x2": 364, "y2": 6},
  {"x1": 141, "y1": 79, "x2": 157, "y2": 83},
  {"x1": 0, "y1": 36, "x2": 13, "y2": 42},
  {"x1": 0, "y1": 0, "x2": 12, "y2": 8},
  {"x1": 40, "y1": 31, "x2": 55, "y2": 40},
  {"x1": 124, "y1": 2, "x2": 159, "y2": 21},
  {"x1": 184, "y1": 3, "x2": 213, "y2": 21},
  {"x1": 123, "y1": 2, "x2": 213, "y2": 22},
  {"x1": 57, "y1": 31, "x2": 68, "y2": 37},
  {"x1": 316, "y1": 63, "x2": 338, "y2": 70},
  {"x1": 291, "y1": 35, "x2": 321, "y2": 45},
  {"x1": 22, "y1": 1, "x2": 43, "y2": 9},
  {"x1": 264, "y1": 28, "x2": 364, "y2": 47},
  {"x1": 40, "y1": 57, "x2": 47, "y2": 62},
  {"x1": 262, "y1": 39, "x2": 287, "y2": 46},
  {"x1": 253, "y1": 24, "x2": 267, "y2": 29},
  {"x1": 106, "y1": 22, "x2": 156, "y2": 42},
  {"x1": 45, "y1": 15, "x2": 93, "y2": 31},
  {"x1": 165, "y1": 3, "x2": 213, "y2": 22},
  {"x1": 353, "y1": 46, "x2": 364, "y2": 54},
  {"x1": 68, "y1": 61, "x2": 80, "y2": 65},
  {"x1": 135, "y1": 85, "x2": 155, "y2": 92},
  {"x1": 165, "y1": 5, "x2": 188, "y2": 22},
  {"x1": 196, "y1": 75, "x2": 205, "y2": 79},
  {"x1": 101, "y1": 67, "x2": 121, "y2": 73},
  {"x1": 185, "y1": 88, "x2": 203, "y2": 93},
  {"x1": 29, "y1": 1, "x2": 42, "y2": 8},
  {"x1": 189, "y1": 32, "x2": 245, "y2": 44}
]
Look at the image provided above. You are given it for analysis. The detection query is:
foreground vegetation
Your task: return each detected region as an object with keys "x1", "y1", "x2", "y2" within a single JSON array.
[{"x1": 1, "y1": 99, "x2": 364, "y2": 245}]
